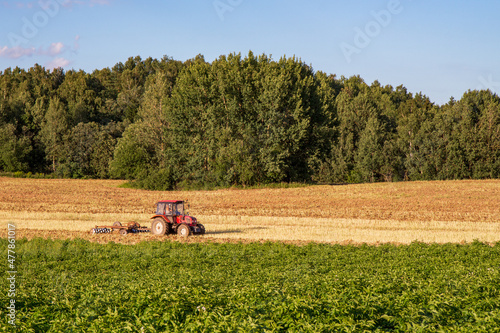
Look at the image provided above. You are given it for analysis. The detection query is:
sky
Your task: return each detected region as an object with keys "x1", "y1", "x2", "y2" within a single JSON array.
[{"x1": 0, "y1": 0, "x2": 499, "y2": 105}]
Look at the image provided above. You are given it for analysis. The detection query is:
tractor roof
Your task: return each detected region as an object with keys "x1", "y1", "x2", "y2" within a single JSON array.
[{"x1": 157, "y1": 200, "x2": 184, "y2": 204}]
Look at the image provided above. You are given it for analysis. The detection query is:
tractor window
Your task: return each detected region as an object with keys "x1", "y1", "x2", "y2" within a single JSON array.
[
  {"x1": 166, "y1": 204, "x2": 173, "y2": 215},
  {"x1": 175, "y1": 203, "x2": 184, "y2": 215},
  {"x1": 156, "y1": 203, "x2": 166, "y2": 215}
]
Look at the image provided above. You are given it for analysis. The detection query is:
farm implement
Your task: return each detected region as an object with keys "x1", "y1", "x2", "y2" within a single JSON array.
[
  {"x1": 91, "y1": 221, "x2": 149, "y2": 235},
  {"x1": 91, "y1": 200, "x2": 205, "y2": 237}
]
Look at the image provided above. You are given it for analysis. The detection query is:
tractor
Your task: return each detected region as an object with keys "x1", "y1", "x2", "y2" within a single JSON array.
[{"x1": 150, "y1": 200, "x2": 205, "y2": 237}]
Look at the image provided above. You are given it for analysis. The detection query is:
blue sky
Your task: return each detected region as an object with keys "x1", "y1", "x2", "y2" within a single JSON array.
[{"x1": 0, "y1": 0, "x2": 499, "y2": 105}]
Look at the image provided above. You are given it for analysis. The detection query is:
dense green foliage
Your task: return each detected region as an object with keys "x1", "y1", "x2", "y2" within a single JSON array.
[
  {"x1": 1, "y1": 53, "x2": 499, "y2": 189},
  {"x1": 1, "y1": 238, "x2": 499, "y2": 332}
]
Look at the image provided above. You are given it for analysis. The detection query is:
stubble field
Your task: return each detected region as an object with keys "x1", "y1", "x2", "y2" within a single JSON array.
[{"x1": 0, "y1": 177, "x2": 499, "y2": 244}]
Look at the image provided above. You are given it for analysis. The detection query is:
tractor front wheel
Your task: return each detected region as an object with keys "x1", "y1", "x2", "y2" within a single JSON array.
[
  {"x1": 151, "y1": 218, "x2": 167, "y2": 236},
  {"x1": 177, "y1": 224, "x2": 191, "y2": 237}
]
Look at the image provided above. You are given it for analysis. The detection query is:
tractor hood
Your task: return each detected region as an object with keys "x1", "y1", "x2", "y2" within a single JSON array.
[{"x1": 181, "y1": 215, "x2": 198, "y2": 225}]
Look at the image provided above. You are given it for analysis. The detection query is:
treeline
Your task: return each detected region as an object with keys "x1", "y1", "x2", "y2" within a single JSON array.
[{"x1": 1, "y1": 52, "x2": 499, "y2": 189}]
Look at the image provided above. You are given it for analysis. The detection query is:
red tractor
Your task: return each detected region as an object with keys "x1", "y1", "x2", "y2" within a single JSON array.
[{"x1": 150, "y1": 200, "x2": 205, "y2": 237}]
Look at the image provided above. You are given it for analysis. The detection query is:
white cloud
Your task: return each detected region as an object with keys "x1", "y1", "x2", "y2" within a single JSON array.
[
  {"x1": 73, "y1": 35, "x2": 80, "y2": 53},
  {"x1": 0, "y1": 45, "x2": 36, "y2": 59},
  {"x1": 47, "y1": 42, "x2": 64, "y2": 56},
  {"x1": 45, "y1": 57, "x2": 70, "y2": 69},
  {"x1": 0, "y1": 42, "x2": 67, "y2": 59}
]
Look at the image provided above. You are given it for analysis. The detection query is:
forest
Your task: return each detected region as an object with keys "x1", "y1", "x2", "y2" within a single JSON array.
[{"x1": 1, "y1": 52, "x2": 499, "y2": 190}]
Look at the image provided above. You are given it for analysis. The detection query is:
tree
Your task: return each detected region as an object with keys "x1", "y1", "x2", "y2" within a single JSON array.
[
  {"x1": 452, "y1": 90, "x2": 500, "y2": 179},
  {"x1": 110, "y1": 122, "x2": 154, "y2": 180},
  {"x1": 327, "y1": 77, "x2": 377, "y2": 183},
  {"x1": 0, "y1": 123, "x2": 31, "y2": 172},
  {"x1": 255, "y1": 56, "x2": 320, "y2": 183},
  {"x1": 137, "y1": 71, "x2": 171, "y2": 164},
  {"x1": 39, "y1": 97, "x2": 69, "y2": 172},
  {"x1": 355, "y1": 117, "x2": 384, "y2": 182}
]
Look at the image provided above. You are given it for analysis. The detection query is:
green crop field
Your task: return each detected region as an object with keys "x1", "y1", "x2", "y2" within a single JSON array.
[{"x1": 2, "y1": 238, "x2": 500, "y2": 332}]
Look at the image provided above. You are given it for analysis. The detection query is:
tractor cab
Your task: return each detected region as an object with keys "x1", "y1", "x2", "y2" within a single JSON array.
[
  {"x1": 151, "y1": 200, "x2": 205, "y2": 237},
  {"x1": 155, "y1": 200, "x2": 184, "y2": 216}
]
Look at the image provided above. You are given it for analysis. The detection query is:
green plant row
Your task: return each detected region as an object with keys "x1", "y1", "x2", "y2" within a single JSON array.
[
  {"x1": 119, "y1": 180, "x2": 311, "y2": 191},
  {"x1": 0, "y1": 171, "x2": 58, "y2": 179},
  {"x1": 1, "y1": 239, "x2": 499, "y2": 332}
]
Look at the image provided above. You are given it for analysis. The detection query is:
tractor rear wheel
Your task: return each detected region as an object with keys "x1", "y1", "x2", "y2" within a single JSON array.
[
  {"x1": 151, "y1": 218, "x2": 167, "y2": 236},
  {"x1": 177, "y1": 224, "x2": 191, "y2": 237}
]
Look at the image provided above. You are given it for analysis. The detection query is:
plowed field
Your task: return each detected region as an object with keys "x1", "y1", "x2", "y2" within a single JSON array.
[{"x1": 1, "y1": 177, "x2": 499, "y2": 244}]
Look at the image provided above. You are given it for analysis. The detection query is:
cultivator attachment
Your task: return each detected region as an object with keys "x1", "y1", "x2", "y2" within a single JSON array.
[
  {"x1": 92, "y1": 227, "x2": 112, "y2": 234},
  {"x1": 128, "y1": 228, "x2": 150, "y2": 233},
  {"x1": 91, "y1": 221, "x2": 150, "y2": 235}
]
